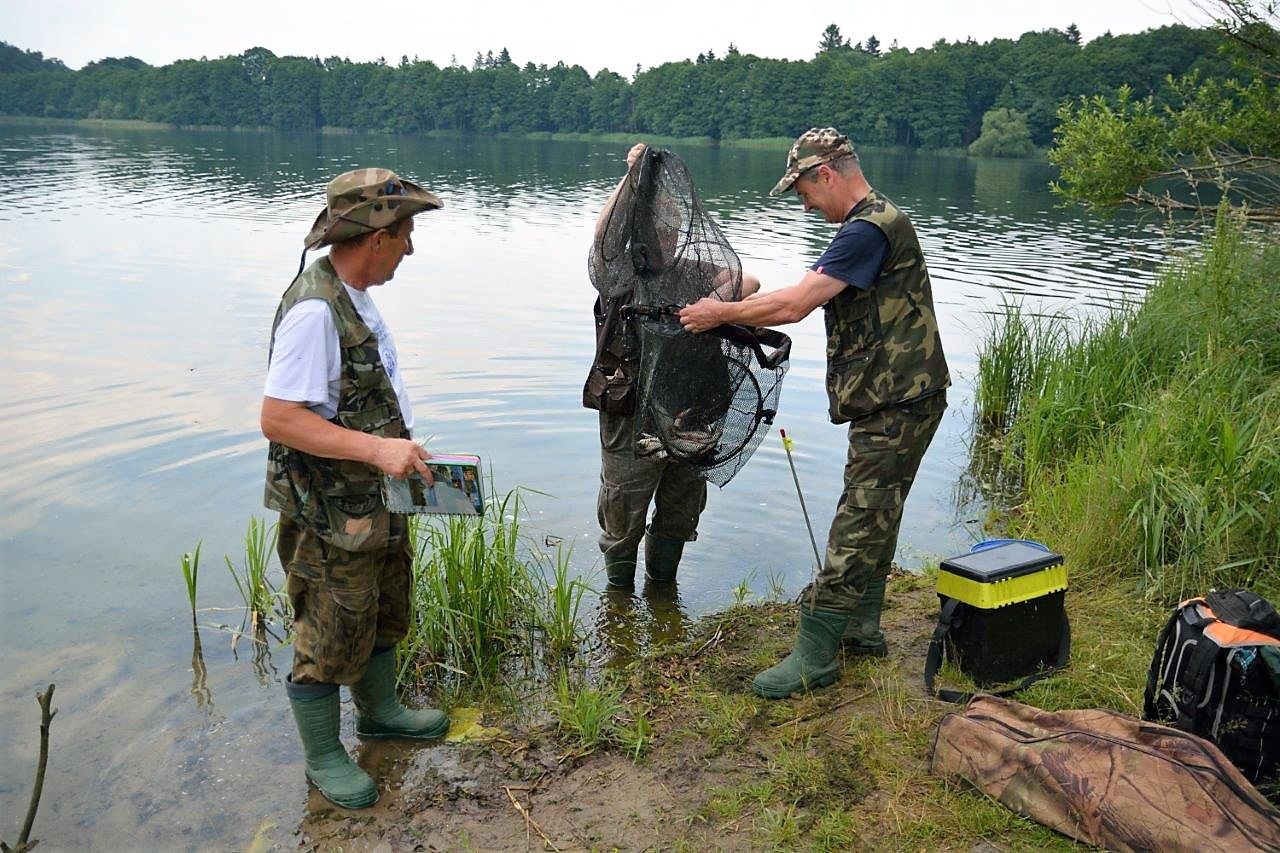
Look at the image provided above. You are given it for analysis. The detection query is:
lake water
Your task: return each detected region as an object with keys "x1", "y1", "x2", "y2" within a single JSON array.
[{"x1": 0, "y1": 125, "x2": 1191, "y2": 849}]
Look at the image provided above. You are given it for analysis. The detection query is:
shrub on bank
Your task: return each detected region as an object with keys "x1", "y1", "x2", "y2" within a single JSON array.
[{"x1": 973, "y1": 212, "x2": 1280, "y2": 602}]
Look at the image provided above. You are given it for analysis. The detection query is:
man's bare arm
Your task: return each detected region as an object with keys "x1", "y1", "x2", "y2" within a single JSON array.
[
  {"x1": 679, "y1": 269, "x2": 846, "y2": 332},
  {"x1": 260, "y1": 397, "x2": 433, "y2": 480}
]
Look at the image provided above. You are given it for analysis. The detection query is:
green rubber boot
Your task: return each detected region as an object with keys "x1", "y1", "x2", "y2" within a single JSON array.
[
  {"x1": 604, "y1": 547, "x2": 639, "y2": 589},
  {"x1": 841, "y1": 576, "x2": 889, "y2": 657},
  {"x1": 351, "y1": 648, "x2": 449, "y2": 740},
  {"x1": 643, "y1": 530, "x2": 685, "y2": 584},
  {"x1": 286, "y1": 679, "x2": 378, "y2": 809},
  {"x1": 752, "y1": 606, "x2": 851, "y2": 699}
]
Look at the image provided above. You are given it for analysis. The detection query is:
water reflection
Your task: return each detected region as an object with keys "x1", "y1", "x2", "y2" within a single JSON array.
[
  {"x1": 595, "y1": 583, "x2": 693, "y2": 668},
  {"x1": 189, "y1": 627, "x2": 214, "y2": 714}
]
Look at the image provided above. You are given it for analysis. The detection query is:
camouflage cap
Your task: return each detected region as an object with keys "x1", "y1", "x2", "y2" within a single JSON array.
[
  {"x1": 769, "y1": 128, "x2": 857, "y2": 196},
  {"x1": 304, "y1": 167, "x2": 443, "y2": 249}
]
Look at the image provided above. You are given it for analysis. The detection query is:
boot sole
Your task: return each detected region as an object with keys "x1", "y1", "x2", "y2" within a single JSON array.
[
  {"x1": 305, "y1": 772, "x2": 379, "y2": 809},
  {"x1": 840, "y1": 641, "x2": 888, "y2": 657},
  {"x1": 752, "y1": 668, "x2": 841, "y2": 700}
]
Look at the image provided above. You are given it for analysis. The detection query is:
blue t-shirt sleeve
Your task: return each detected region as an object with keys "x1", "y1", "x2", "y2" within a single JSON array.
[{"x1": 810, "y1": 220, "x2": 889, "y2": 290}]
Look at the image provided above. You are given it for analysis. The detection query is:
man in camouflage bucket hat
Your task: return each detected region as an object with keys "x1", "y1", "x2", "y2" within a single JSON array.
[
  {"x1": 261, "y1": 167, "x2": 446, "y2": 809},
  {"x1": 680, "y1": 128, "x2": 949, "y2": 699}
]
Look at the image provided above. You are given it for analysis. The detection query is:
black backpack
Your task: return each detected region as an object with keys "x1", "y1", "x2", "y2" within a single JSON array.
[{"x1": 1143, "y1": 588, "x2": 1280, "y2": 788}]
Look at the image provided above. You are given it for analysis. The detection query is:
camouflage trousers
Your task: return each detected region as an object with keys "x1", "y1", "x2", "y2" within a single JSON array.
[
  {"x1": 276, "y1": 512, "x2": 412, "y2": 685},
  {"x1": 804, "y1": 392, "x2": 946, "y2": 611},
  {"x1": 597, "y1": 411, "x2": 707, "y2": 559}
]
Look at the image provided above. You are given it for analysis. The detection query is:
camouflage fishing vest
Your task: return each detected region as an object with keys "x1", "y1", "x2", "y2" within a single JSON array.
[
  {"x1": 823, "y1": 189, "x2": 950, "y2": 423},
  {"x1": 263, "y1": 256, "x2": 408, "y2": 553}
]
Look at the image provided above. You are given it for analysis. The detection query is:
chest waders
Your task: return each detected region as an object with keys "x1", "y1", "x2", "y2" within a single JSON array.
[{"x1": 586, "y1": 148, "x2": 792, "y2": 588}]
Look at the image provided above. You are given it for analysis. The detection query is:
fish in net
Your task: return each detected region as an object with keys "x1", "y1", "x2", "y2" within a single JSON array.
[{"x1": 589, "y1": 146, "x2": 791, "y2": 487}]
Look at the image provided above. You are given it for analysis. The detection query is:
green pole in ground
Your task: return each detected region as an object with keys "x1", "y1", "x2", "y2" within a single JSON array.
[{"x1": 780, "y1": 429, "x2": 823, "y2": 610}]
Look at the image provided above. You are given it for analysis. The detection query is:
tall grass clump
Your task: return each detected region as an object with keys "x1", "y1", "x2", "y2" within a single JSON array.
[
  {"x1": 971, "y1": 211, "x2": 1280, "y2": 602},
  {"x1": 399, "y1": 490, "x2": 539, "y2": 695}
]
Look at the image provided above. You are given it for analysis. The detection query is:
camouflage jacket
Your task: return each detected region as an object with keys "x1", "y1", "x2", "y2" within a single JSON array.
[
  {"x1": 823, "y1": 189, "x2": 949, "y2": 423},
  {"x1": 263, "y1": 256, "x2": 408, "y2": 552}
]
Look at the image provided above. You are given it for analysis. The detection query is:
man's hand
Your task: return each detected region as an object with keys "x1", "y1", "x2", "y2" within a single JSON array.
[
  {"x1": 373, "y1": 437, "x2": 434, "y2": 483},
  {"x1": 679, "y1": 298, "x2": 727, "y2": 334},
  {"x1": 261, "y1": 397, "x2": 435, "y2": 483},
  {"x1": 625, "y1": 142, "x2": 647, "y2": 170}
]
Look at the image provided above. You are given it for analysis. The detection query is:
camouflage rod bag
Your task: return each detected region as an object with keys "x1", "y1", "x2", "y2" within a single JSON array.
[
  {"x1": 930, "y1": 694, "x2": 1280, "y2": 852},
  {"x1": 1143, "y1": 588, "x2": 1280, "y2": 789}
]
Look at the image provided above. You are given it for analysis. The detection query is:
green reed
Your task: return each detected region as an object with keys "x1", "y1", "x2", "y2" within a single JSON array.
[
  {"x1": 224, "y1": 516, "x2": 282, "y2": 634},
  {"x1": 399, "y1": 489, "x2": 538, "y2": 694},
  {"x1": 970, "y1": 211, "x2": 1280, "y2": 601},
  {"x1": 180, "y1": 541, "x2": 202, "y2": 623},
  {"x1": 534, "y1": 544, "x2": 589, "y2": 660}
]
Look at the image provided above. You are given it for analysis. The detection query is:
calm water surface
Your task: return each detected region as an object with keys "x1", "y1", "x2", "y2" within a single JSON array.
[{"x1": 0, "y1": 125, "x2": 1192, "y2": 849}]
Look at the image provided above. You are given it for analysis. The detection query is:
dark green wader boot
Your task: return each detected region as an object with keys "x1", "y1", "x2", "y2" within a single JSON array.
[
  {"x1": 643, "y1": 529, "x2": 685, "y2": 584},
  {"x1": 286, "y1": 678, "x2": 378, "y2": 809},
  {"x1": 604, "y1": 547, "x2": 639, "y2": 589},
  {"x1": 752, "y1": 607, "x2": 851, "y2": 699},
  {"x1": 351, "y1": 648, "x2": 449, "y2": 740},
  {"x1": 841, "y1": 576, "x2": 889, "y2": 657}
]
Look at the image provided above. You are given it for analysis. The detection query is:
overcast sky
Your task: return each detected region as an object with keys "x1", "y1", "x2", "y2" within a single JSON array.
[{"x1": 4, "y1": 0, "x2": 1209, "y2": 74}]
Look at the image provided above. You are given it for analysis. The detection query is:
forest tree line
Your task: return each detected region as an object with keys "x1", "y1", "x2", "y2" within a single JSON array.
[{"x1": 0, "y1": 24, "x2": 1240, "y2": 150}]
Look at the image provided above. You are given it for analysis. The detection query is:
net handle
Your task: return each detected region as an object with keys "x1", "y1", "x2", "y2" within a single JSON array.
[{"x1": 709, "y1": 324, "x2": 792, "y2": 370}]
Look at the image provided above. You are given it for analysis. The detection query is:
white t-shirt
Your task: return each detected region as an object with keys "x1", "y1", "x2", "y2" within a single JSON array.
[{"x1": 264, "y1": 284, "x2": 414, "y2": 431}]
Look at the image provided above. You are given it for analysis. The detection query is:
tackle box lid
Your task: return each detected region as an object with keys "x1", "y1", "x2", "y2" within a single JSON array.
[{"x1": 939, "y1": 540, "x2": 1063, "y2": 583}]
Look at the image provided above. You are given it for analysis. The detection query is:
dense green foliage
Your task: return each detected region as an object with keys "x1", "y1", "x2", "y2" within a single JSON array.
[
  {"x1": 968, "y1": 107, "x2": 1037, "y2": 158},
  {"x1": 972, "y1": 214, "x2": 1280, "y2": 603},
  {"x1": 1051, "y1": 3, "x2": 1280, "y2": 217},
  {"x1": 0, "y1": 24, "x2": 1232, "y2": 147}
]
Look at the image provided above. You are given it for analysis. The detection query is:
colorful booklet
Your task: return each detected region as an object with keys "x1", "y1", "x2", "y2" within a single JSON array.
[{"x1": 383, "y1": 453, "x2": 484, "y2": 516}]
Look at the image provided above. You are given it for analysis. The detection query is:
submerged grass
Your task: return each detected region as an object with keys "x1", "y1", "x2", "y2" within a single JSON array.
[
  {"x1": 971, "y1": 212, "x2": 1280, "y2": 602},
  {"x1": 224, "y1": 516, "x2": 282, "y2": 635},
  {"x1": 180, "y1": 541, "x2": 201, "y2": 623}
]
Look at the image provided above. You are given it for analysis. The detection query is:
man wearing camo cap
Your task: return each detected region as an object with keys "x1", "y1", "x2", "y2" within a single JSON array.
[
  {"x1": 260, "y1": 168, "x2": 447, "y2": 808},
  {"x1": 680, "y1": 128, "x2": 949, "y2": 699}
]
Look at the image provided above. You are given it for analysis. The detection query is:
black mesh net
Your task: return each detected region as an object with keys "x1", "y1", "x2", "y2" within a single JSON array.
[{"x1": 589, "y1": 147, "x2": 791, "y2": 487}]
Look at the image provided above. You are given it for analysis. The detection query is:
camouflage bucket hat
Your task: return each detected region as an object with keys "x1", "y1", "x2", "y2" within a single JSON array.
[
  {"x1": 304, "y1": 167, "x2": 443, "y2": 249},
  {"x1": 769, "y1": 128, "x2": 857, "y2": 196}
]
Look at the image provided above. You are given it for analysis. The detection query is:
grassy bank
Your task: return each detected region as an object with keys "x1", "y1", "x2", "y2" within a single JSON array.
[{"x1": 972, "y1": 212, "x2": 1280, "y2": 603}]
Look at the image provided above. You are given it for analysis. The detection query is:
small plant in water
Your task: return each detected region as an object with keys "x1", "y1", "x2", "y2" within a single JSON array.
[
  {"x1": 180, "y1": 541, "x2": 202, "y2": 624},
  {"x1": 225, "y1": 516, "x2": 281, "y2": 635},
  {"x1": 537, "y1": 545, "x2": 589, "y2": 659},
  {"x1": 731, "y1": 571, "x2": 757, "y2": 606}
]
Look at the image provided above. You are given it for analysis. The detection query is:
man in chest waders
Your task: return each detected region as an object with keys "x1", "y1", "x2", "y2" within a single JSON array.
[
  {"x1": 261, "y1": 168, "x2": 448, "y2": 808},
  {"x1": 680, "y1": 129, "x2": 950, "y2": 698}
]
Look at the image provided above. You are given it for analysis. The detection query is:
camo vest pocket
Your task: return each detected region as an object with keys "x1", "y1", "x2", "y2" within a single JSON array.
[
  {"x1": 826, "y1": 350, "x2": 877, "y2": 423},
  {"x1": 320, "y1": 486, "x2": 391, "y2": 553}
]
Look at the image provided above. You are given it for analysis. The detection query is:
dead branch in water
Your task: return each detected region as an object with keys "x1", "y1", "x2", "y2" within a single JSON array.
[{"x1": 2, "y1": 683, "x2": 57, "y2": 853}]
